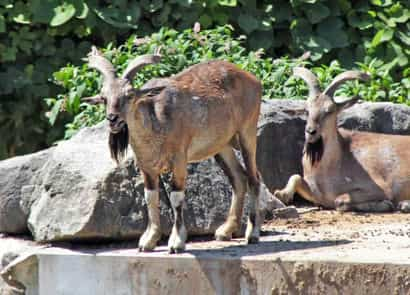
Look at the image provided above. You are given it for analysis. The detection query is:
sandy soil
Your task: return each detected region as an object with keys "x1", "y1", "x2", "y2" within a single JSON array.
[{"x1": 266, "y1": 207, "x2": 410, "y2": 229}]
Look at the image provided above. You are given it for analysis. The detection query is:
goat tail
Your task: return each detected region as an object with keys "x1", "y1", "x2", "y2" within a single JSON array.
[{"x1": 108, "y1": 124, "x2": 129, "y2": 164}]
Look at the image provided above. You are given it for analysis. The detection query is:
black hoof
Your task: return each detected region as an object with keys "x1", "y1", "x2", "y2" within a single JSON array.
[
  {"x1": 215, "y1": 234, "x2": 231, "y2": 241},
  {"x1": 138, "y1": 246, "x2": 153, "y2": 252},
  {"x1": 246, "y1": 236, "x2": 259, "y2": 244},
  {"x1": 168, "y1": 247, "x2": 184, "y2": 254}
]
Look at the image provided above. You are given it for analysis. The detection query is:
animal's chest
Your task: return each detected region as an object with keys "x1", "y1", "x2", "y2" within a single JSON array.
[
  {"x1": 129, "y1": 132, "x2": 171, "y2": 172},
  {"x1": 304, "y1": 160, "x2": 356, "y2": 197}
]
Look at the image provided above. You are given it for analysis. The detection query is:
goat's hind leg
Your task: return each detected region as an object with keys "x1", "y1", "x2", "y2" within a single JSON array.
[
  {"x1": 168, "y1": 154, "x2": 188, "y2": 254},
  {"x1": 214, "y1": 146, "x2": 248, "y2": 241},
  {"x1": 238, "y1": 127, "x2": 264, "y2": 244},
  {"x1": 138, "y1": 171, "x2": 162, "y2": 252}
]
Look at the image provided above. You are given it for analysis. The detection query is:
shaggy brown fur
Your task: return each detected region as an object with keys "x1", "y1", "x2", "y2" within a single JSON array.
[{"x1": 82, "y1": 47, "x2": 283, "y2": 253}]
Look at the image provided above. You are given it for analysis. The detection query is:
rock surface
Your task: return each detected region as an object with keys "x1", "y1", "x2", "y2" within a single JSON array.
[
  {"x1": 256, "y1": 100, "x2": 307, "y2": 192},
  {"x1": 338, "y1": 101, "x2": 410, "y2": 135},
  {"x1": 0, "y1": 149, "x2": 50, "y2": 233},
  {"x1": 0, "y1": 235, "x2": 38, "y2": 295},
  {"x1": 2, "y1": 100, "x2": 410, "y2": 242}
]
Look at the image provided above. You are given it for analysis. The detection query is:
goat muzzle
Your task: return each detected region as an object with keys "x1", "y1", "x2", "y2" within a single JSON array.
[{"x1": 106, "y1": 114, "x2": 125, "y2": 133}]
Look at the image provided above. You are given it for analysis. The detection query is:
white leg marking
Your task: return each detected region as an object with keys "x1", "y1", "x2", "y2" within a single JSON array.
[
  {"x1": 168, "y1": 191, "x2": 187, "y2": 253},
  {"x1": 138, "y1": 189, "x2": 161, "y2": 251}
]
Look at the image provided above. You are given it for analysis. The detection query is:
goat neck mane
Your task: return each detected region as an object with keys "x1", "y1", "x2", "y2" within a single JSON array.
[
  {"x1": 304, "y1": 137, "x2": 324, "y2": 166},
  {"x1": 109, "y1": 124, "x2": 129, "y2": 163}
]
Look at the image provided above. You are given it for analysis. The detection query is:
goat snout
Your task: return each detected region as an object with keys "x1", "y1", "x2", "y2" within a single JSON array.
[
  {"x1": 106, "y1": 113, "x2": 119, "y2": 123},
  {"x1": 106, "y1": 113, "x2": 124, "y2": 132},
  {"x1": 306, "y1": 127, "x2": 317, "y2": 135}
]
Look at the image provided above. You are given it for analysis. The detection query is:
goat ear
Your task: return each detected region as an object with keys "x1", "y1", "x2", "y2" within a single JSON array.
[
  {"x1": 81, "y1": 94, "x2": 105, "y2": 105},
  {"x1": 137, "y1": 100, "x2": 153, "y2": 129},
  {"x1": 334, "y1": 96, "x2": 359, "y2": 111},
  {"x1": 133, "y1": 86, "x2": 166, "y2": 98}
]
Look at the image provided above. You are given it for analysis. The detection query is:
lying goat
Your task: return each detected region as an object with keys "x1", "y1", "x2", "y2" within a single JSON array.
[
  {"x1": 83, "y1": 47, "x2": 282, "y2": 253},
  {"x1": 274, "y1": 67, "x2": 410, "y2": 212}
]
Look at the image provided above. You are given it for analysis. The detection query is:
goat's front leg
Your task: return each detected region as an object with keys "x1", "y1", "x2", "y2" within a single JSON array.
[
  {"x1": 274, "y1": 174, "x2": 319, "y2": 205},
  {"x1": 168, "y1": 156, "x2": 188, "y2": 254},
  {"x1": 138, "y1": 171, "x2": 162, "y2": 252}
]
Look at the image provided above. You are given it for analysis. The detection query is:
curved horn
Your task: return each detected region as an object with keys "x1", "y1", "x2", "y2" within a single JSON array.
[
  {"x1": 121, "y1": 47, "x2": 162, "y2": 81},
  {"x1": 293, "y1": 67, "x2": 321, "y2": 101},
  {"x1": 88, "y1": 46, "x2": 116, "y2": 83},
  {"x1": 323, "y1": 71, "x2": 370, "y2": 98}
]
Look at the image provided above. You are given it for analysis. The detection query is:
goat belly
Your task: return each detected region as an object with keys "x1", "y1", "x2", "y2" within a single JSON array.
[{"x1": 187, "y1": 136, "x2": 231, "y2": 163}]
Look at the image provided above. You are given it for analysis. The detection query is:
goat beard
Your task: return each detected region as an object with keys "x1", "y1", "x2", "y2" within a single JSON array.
[
  {"x1": 304, "y1": 137, "x2": 324, "y2": 166},
  {"x1": 108, "y1": 124, "x2": 129, "y2": 164}
]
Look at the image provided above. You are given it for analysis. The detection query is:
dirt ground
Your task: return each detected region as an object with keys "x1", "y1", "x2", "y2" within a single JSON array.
[{"x1": 266, "y1": 206, "x2": 410, "y2": 229}]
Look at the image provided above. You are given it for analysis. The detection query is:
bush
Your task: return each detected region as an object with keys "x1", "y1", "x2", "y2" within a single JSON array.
[
  {"x1": 1, "y1": 0, "x2": 409, "y2": 159},
  {"x1": 48, "y1": 25, "x2": 409, "y2": 139}
]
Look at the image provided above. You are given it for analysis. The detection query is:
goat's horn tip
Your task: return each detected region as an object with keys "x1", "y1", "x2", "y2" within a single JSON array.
[
  {"x1": 361, "y1": 72, "x2": 371, "y2": 80},
  {"x1": 89, "y1": 46, "x2": 102, "y2": 57}
]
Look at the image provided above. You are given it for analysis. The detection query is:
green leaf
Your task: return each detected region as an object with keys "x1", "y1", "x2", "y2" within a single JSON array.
[
  {"x1": 93, "y1": 4, "x2": 140, "y2": 29},
  {"x1": 371, "y1": 28, "x2": 394, "y2": 47},
  {"x1": 303, "y1": 35, "x2": 332, "y2": 61},
  {"x1": 273, "y1": 2, "x2": 292, "y2": 22},
  {"x1": 388, "y1": 4, "x2": 410, "y2": 23},
  {"x1": 370, "y1": 0, "x2": 393, "y2": 7},
  {"x1": 218, "y1": 0, "x2": 237, "y2": 7},
  {"x1": 347, "y1": 11, "x2": 373, "y2": 30},
  {"x1": 75, "y1": 2, "x2": 89, "y2": 19},
  {"x1": 397, "y1": 31, "x2": 410, "y2": 46},
  {"x1": 10, "y1": 1, "x2": 31, "y2": 24},
  {"x1": 50, "y1": 3, "x2": 76, "y2": 27},
  {"x1": 47, "y1": 99, "x2": 64, "y2": 126},
  {"x1": 317, "y1": 17, "x2": 349, "y2": 48},
  {"x1": 291, "y1": 18, "x2": 312, "y2": 37},
  {"x1": 1, "y1": 46, "x2": 17, "y2": 61},
  {"x1": 31, "y1": 0, "x2": 54, "y2": 23},
  {"x1": 199, "y1": 14, "x2": 212, "y2": 28},
  {"x1": 238, "y1": 13, "x2": 259, "y2": 34},
  {"x1": 305, "y1": 3, "x2": 330, "y2": 24},
  {"x1": 249, "y1": 30, "x2": 273, "y2": 50},
  {"x1": 0, "y1": 15, "x2": 5, "y2": 33},
  {"x1": 377, "y1": 12, "x2": 396, "y2": 27}
]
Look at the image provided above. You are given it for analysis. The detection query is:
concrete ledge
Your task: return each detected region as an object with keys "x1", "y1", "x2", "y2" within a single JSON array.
[
  {"x1": 4, "y1": 243, "x2": 410, "y2": 295},
  {"x1": 3, "y1": 210, "x2": 410, "y2": 294}
]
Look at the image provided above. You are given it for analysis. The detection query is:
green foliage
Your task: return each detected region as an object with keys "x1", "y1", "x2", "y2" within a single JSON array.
[
  {"x1": 1, "y1": 0, "x2": 409, "y2": 159},
  {"x1": 50, "y1": 26, "x2": 409, "y2": 138}
]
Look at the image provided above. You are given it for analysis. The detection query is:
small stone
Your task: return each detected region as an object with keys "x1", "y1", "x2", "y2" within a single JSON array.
[{"x1": 271, "y1": 206, "x2": 299, "y2": 219}]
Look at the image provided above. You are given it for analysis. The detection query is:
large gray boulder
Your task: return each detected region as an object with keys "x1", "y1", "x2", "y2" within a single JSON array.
[
  {"x1": 257, "y1": 100, "x2": 307, "y2": 193},
  {"x1": 0, "y1": 149, "x2": 50, "y2": 233},
  {"x1": 338, "y1": 102, "x2": 410, "y2": 135}
]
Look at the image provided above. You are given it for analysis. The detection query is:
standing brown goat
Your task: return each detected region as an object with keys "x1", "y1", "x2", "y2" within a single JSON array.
[
  {"x1": 83, "y1": 47, "x2": 282, "y2": 253},
  {"x1": 274, "y1": 67, "x2": 410, "y2": 212}
]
